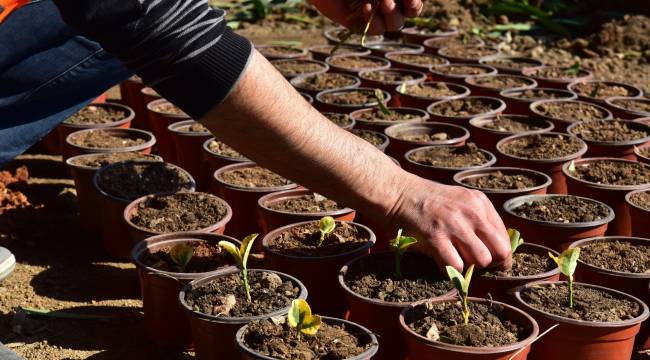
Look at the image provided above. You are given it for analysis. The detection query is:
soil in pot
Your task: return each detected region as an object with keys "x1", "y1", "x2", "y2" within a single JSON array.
[
  {"x1": 428, "y1": 97, "x2": 501, "y2": 117},
  {"x1": 268, "y1": 221, "x2": 368, "y2": 257},
  {"x1": 351, "y1": 129, "x2": 386, "y2": 147},
  {"x1": 461, "y1": 170, "x2": 540, "y2": 190},
  {"x1": 96, "y1": 162, "x2": 194, "y2": 201},
  {"x1": 433, "y1": 64, "x2": 493, "y2": 76},
  {"x1": 483, "y1": 57, "x2": 543, "y2": 71},
  {"x1": 68, "y1": 129, "x2": 147, "y2": 148},
  {"x1": 511, "y1": 195, "x2": 611, "y2": 223},
  {"x1": 479, "y1": 115, "x2": 546, "y2": 133},
  {"x1": 569, "y1": 120, "x2": 649, "y2": 142},
  {"x1": 176, "y1": 121, "x2": 209, "y2": 133},
  {"x1": 424, "y1": 36, "x2": 484, "y2": 50},
  {"x1": 207, "y1": 139, "x2": 246, "y2": 160},
  {"x1": 328, "y1": 56, "x2": 388, "y2": 71},
  {"x1": 610, "y1": 99, "x2": 650, "y2": 114},
  {"x1": 569, "y1": 160, "x2": 650, "y2": 186},
  {"x1": 258, "y1": 46, "x2": 305, "y2": 58},
  {"x1": 141, "y1": 241, "x2": 232, "y2": 273},
  {"x1": 529, "y1": 66, "x2": 592, "y2": 82},
  {"x1": 360, "y1": 70, "x2": 417, "y2": 83},
  {"x1": 505, "y1": 88, "x2": 575, "y2": 100},
  {"x1": 440, "y1": 45, "x2": 500, "y2": 61},
  {"x1": 395, "y1": 132, "x2": 451, "y2": 142},
  {"x1": 388, "y1": 53, "x2": 447, "y2": 67},
  {"x1": 499, "y1": 133, "x2": 584, "y2": 160},
  {"x1": 68, "y1": 152, "x2": 159, "y2": 168},
  {"x1": 580, "y1": 240, "x2": 650, "y2": 274},
  {"x1": 217, "y1": 166, "x2": 292, "y2": 188},
  {"x1": 484, "y1": 250, "x2": 555, "y2": 277},
  {"x1": 535, "y1": 101, "x2": 610, "y2": 123},
  {"x1": 408, "y1": 143, "x2": 490, "y2": 168},
  {"x1": 267, "y1": 194, "x2": 342, "y2": 213},
  {"x1": 629, "y1": 190, "x2": 650, "y2": 211},
  {"x1": 273, "y1": 60, "x2": 327, "y2": 78},
  {"x1": 65, "y1": 105, "x2": 127, "y2": 125},
  {"x1": 310, "y1": 44, "x2": 367, "y2": 57},
  {"x1": 571, "y1": 82, "x2": 637, "y2": 99},
  {"x1": 323, "y1": 113, "x2": 354, "y2": 128},
  {"x1": 400, "y1": 82, "x2": 463, "y2": 99},
  {"x1": 292, "y1": 73, "x2": 358, "y2": 92},
  {"x1": 354, "y1": 108, "x2": 422, "y2": 122},
  {"x1": 467, "y1": 75, "x2": 535, "y2": 90},
  {"x1": 639, "y1": 147, "x2": 650, "y2": 159},
  {"x1": 149, "y1": 101, "x2": 188, "y2": 117},
  {"x1": 129, "y1": 192, "x2": 228, "y2": 232},
  {"x1": 319, "y1": 89, "x2": 377, "y2": 106}
]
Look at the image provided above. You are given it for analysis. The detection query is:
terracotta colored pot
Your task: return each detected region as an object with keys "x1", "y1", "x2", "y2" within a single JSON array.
[
  {"x1": 323, "y1": 28, "x2": 384, "y2": 46},
  {"x1": 521, "y1": 66, "x2": 594, "y2": 89},
  {"x1": 384, "y1": 122, "x2": 470, "y2": 167},
  {"x1": 179, "y1": 269, "x2": 308, "y2": 360},
  {"x1": 464, "y1": 74, "x2": 538, "y2": 98},
  {"x1": 423, "y1": 36, "x2": 484, "y2": 55},
  {"x1": 567, "y1": 80, "x2": 643, "y2": 107},
  {"x1": 64, "y1": 128, "x2": 156, "y2": 160},
  {"x1": 255, "y1": 45, "x2": 307, "y2": 61},
  {"x1": 339, "y1": 251, "x2": 456, "y2": 360},
  {"x1": 502, "y1": 194, "x2": 615, "y2": 250},
  {"x1": 496, "y1": 132, "x2": 588, "y2": 194},
  {"x1": 289, "y1": 72, "x2": 361, "y2": 98},
  {"x1": 636, "y1": 144, "x2": 650, "y2": 165},
  {"x1": 479, "y1": 56, "x2": 544, "y2": 75},
  {"x1": 405, "y1": 145, "x2": 497, "y2": 184},
  {"x1": 315, "y1": 88, "x2": 391, "y2": 114},
  {"x1": 263, "y1": 220, "x2": 375, "y2": 317},
  {"x1": 235, "y1": 316, "x2": 379, "y2": 360},
  {"x1": 202, "y1": 137, "x2": 249, "y2": 181},
  {"x1": 140, "y1": 86, "x2": 161, "y2": 106},
  {"x1": 401, "y1": 27, "x2": 459, "y2": 45},
  {"x1": 605, "y1": 97, "x2": 650, "y2": 120},
  {"x1": 358, "y1": 69, "x2": 427, "y2": 97},
  {"x1": 385, "y1": 51, "x2": 450, "y2": 74},
  {"x1": 363, "y1": 42, "x2": 424, "y2": 57},
  {"x1": 399, "y1": 297, "x2": 539, "y2": 360},
  {"x1": 567, "y1": 120, "x2": 650, "y2": 160},
  {"x1": 351, "y1": 129, "x2": 390, "y2": 152},
  {"x1": 211, "y1": 162, "x2": 297, "y2": 240},
  {"x1": 626, "y1": 189, "x2": 650, "y2": 238},
  {"x1": 131, "y1": 232, "x2": 240, "y2": 348},
  {"x1": 308, "y1": 44, "x2": 371, "y2": 62},
  {"x1": 325, "y1": 54, "x2": 391, "y2": 75},
  {"x1": 257, "y1": 188, "x2": 356, "y2": 234},
  {"x1": 514, "y1": 281, "x2": 649, "y2": 360},
  {"x1": 453, "y1": 167, "x2": 552, "y2": 216},
  {"x1": 146, "y1": 99, "x2": 191, "y2": 164},
  {"x1": 499, "y1": 88, "x2": 577, "y2": 116},
  {"x1": 468, "y1": 114, "x2": 554, "y2": 153},
  {"x1": 563, "y1": 157, "x2": 650, "y2": 236},
  {"x1": 430, "y1": 63, "x2": 498, "y2": 85},
  {"x1": 168, "y1": 120, "x2": 213, "y2": 190},
  {"x1": 119, "y1": 77, "x2": 148, "y2": 130},
  {"x1": 270, "y1": 59, "x2": 329, "y2": 80},
  {"x1": 37, "y1": 129, "x2": 62, "y2": 155},
  {"x1": 529, "y1": 99, "x2": 613, "y2": 132},
  {"x1": 427, "y1": 96, "x2": 506, "y2": 127},
  {"x1": 394, "y1": 81, "x2": 470, "y2": 110},
  {"x1": 350, "y1": 107, "x2": 429, "y2": 132},
  {"x1": 438, "y1": 45, "x2": 500, "y2": 64}
]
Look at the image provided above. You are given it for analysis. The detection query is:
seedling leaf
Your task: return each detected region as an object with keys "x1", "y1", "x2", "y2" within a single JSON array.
[
  {"x1": 240, "y1": 233, "x2": 258, "y2": 269},
  {"x1": 373, "y1": 89, "x2": 391, "y2": 115},
  {"x1": 169, "y1": 244, "x2": 193, "y2": 270},
  {"x1": 568, "y1": 160, "x2": 576, "y2": 173},
  {"x1": 219, "y1": 235, "x2": 258, "y2": 303},
  {"x1": 548, "y1": 248, "x2": 580, "y2": 308},
  {"x1": 565, "y1": 61, "x2": 582, "y2": 76},
  {"x1": 218, "y1": 241, "x2": 242, "y2": 267},
  {"x1": 288, "y1": 299, "x2": 321, "y2": 340},
  {"x1": 318, "y1": 216, "x2": 336, "y2": 247},
  {"x1": 508, "y1": 228, "x2": 524, "y2": 254},
  {"x1": 446, "y1": 264, "x2": 474, "y2": 324},
  {"x1": 390, "y1": 229, "x2": 417, "y2": 279}
]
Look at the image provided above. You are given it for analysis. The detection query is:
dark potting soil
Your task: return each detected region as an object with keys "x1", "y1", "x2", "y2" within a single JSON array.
[
  {"x1": 427, "y1": 36, "x2": 483, "y2": 49},
  {"x1": 396, "y1": 132, "x2": 450, "y2": 142},
  {"x1": 360, "y1": 70, "x2": 416, "y2": 83},
  {"x1": 207, "y1": 140, "x2": 246, "y2": 159},
  {"x1": 480, "y1": 116, "x2": 544, "y2": 133},
  {"x1": 570, "y1": 120, "x2": 648, "y2": 142},
  {"x1": 440, "y1": 45, "x2": 499, "y2": 60},
  {"x1": 535, "y1": 101, "x2": 609, "y2": 122},
  {"x1": 242, "y1": 319, "x2": 371, "y2": 360},
  {"x1": 407, "y1": 301, "x2": 524, "y2": 347},
  {"x1": 345, "y1": 252, "x2": 452, "y2": 302},
  {"x1": 484, "y1": 251, "x2": 555, "y2": 277},
  {"x1": 130, "y1": 192, "x2": 228, "y2": 232},
  {"x1": 293, "y1": 73, "x2": 357, "y2": 92},
  {"x1": 328, "y1": 56, "x2": 387, "y2": 70},
  {"x1": 507, "y1": 88, "x2": 574, "y2": 100},
  {"x1": 352, "y1": 130, "x2": 385, "y2": 146},
  {"x1": 273, "y1": 60, "x2": 326, "y2": 77},
  {"x1": 630, "y1": 190, "x2": 650, "y2": 211},
  {"x1": 218, "y1": 166, "x2": 292, "y2": 188},
  {"x1": 428, "y1": 98, "x2": 500, "y2": 117},
  {"x1": 268, "y1": 221, "x2": 368, "y2": 257},
  {"x1": 570, "y1": 160, "x2": 650, "y2": 186},
  {"x1": 485, "y1": 57, "x2": 541, "y2": 71},
  {"x1": 409, "y1": 143, "x2": 490, "y2": 168},
  {"x1": 368, "y1": 43, "x2": 419, "y2": 53},
  {"x1": 96, "y1": 162, "x2": 194, "y2": 201},
  {"x1": 259, "y1": 46, "x2": 304, "y2": 57},
  {"x1": 521, "y1": 283, "x2": 641, "y2": 322},
  {"x1": 69, "y1": 152, "x2": 159, "y2": 169},
  {"x1": 266, "y1": 194, "x2": 342, "y2": 213},
  {"x1": 68, "y1": 130, "x2": 147, "y2": 149},
  {"x1": 319, "y1": 89, "x2": 376, "y2": 106},
  {"x1": 391, "y1": 53, "x2": 447, "y2": 67},
  {"x1": 640, "y1": 147, "x2": 650, "y2": 158},
  {"x1": 323, "y1": 113, "x2": 354, "y2": 128},
  {"x1": 571, "y1": 82, "x2": 634, "y2": 99},
  {"x1": 469, "y1": 75, "x2": 533, "y2": 90},
  {"x1": 532, "y1": 67, "x2": 590, "y2": 81},
  {"x1": 610, "y1": 99, "x2": 650, "y2": 114},
  {"x1": 184, "y1": 271, "x2": 300, "y2": 317},
  {"x1": 434, "y1": 65, "x2": 492, "y2": 76},
  {"x1": 512, "y1": 196, "x2": 610, "y2": 223},
  {"x1": 141, "y1": 241, "x2": 233, "y2": 273},
  {"x1": 500, "y1": 134, "x2": 584, "y2": 160},
  {"x1": 355, "y1": 108, "x2": 422, "y2": 122},
  {"x1": 402, "y1": 82, "x2": 461, "y2": 98},
  {"x1": 310, "y1": 44, "x2": 365, "y2": 56},
  {"x1": 178, "y1": 122, "x2": 209, "y2": 133},
  {"x1": 65, "y1": 105, "x2": 127, "y2": 125},
  {"x1": 580, "y1": 240, "x2": 650, "y2": 274},
  {"x1": 150, "y1": 101, "x2": 188, "y2": 116},
  {"x1": 461, "y1": 171, "x2": 539, "y2": 190}
]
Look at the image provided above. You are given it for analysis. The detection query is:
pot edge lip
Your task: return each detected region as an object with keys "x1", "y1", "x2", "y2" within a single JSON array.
[
  {"x1": 468, "y1": 113, "x2": 555, "y2": 136},
  {"x1": 404, "y1": 145, "x2": 497, "y2": 172},
  {"x1": 202, "y1": 137, "x2": 250, "y2": 163},
  {"x1": 212, "y1": 161, "x2": 298, "y2": 193},
  {"x1": 65, "y1": 127, "x2": 157, "y2": 153},
  {"x1": 495, "y1": 131, "x2": 588, "y2": 164},
  {"x1": 384, "y1": 121, "x2": 471, "y2": 147},
  {"x1": 452, "y1": 166, "x2": 552, "y2": 195},
  {"x1": 60, "y1": 102, "x2": 135, "y2": 129},
  {"x1": 529, "y1": 99, "x2": 614, "y2": 124},
  {"x1": 65, "y1": 152, "x2": 163, "y2": 171},
  {"x1": 477, "y1": 242, "x2": 561, "y2": 281},
  {"x1": 395, "y1": 81, "x2": 471, "y2": 102},
  {"x1": 561, "y1": 157, "x2": 650, "y2": 191},
  {"x1": 257, "y1": 188, "x2": 355, "y2": 218},
  {"x1": 426, "y1": 96, "x2": 507, "y2": 121},
  {"x1": 565, "y1": 119, "x2": 650, "y2": 147},
  {"x1": 625, "y1": 188, "x2": 650, "y2": 214},
  {"x1": 568, "y1": 235, "x2": 650, "y2": 279}
]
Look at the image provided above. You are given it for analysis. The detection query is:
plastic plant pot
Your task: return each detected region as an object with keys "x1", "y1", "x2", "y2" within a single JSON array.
[
  {"x1": 119, "y1": 77, "x2": 148, "y2": 129},
  {"x1": 323, "y1": 112, "x2": 356, "y2": 130},
  {"x1": 131, "y1": 232, "x2": 240, "y2": 348},
  {"x1": 399, "y1": 297, "x2": 539, "y2": 360},
  {"x1": 522, "y1": 65, "x2": 594, "y2": 89},
  {"x1": 479, "y1": 56, "x2": 545, "y2": 75},
  {"x1": 566, "y1": 120, "x2": 650, "y2": 160},
  {"x1": 350, "y1": 106, "x2": 429, "y2": 132},
  {"x1": 499, "y1": 88, "x2": 577, "y2": 116},
  {"x1": 255, "y1": 44, "x2": 307, "y2": 61},
  {"x1": 385, "y1": 51, "x2": 450, "y2": 74},
  {"x1": 567, "y1": 80, "x2": 643, "y2": 106},
  {"x1": 513, "y1": 281, "x2": 649, "y2": 360},
  {"x1": 323, "y1": 27, "x2": 384, "y2": 46},
  {"x1": 496, "y1": 132, "x2": 588, "y2": 194},
  {"x1": 235, "y1": 316, "x2": 379, "y2": 360},
  {"x1": 429, "y1": 63, "x2": 498, "y2": 85},
  {"x1": 605, "y1": 97, "x2": 650, "y2": 120},
  {"x1": 464, "y1": 74, "x2": 538, "y2": 98},
  {"x1": 626, "y1": 189, "x2": 650, "y2": 238},
  {"x1": 289, "y1": 72, "x2": 361, "y2": 98},
  {"x1": 262, "y1": 220, "x2": 375, "y2": 317},
  {"x1": 394, "y1": 81, "x2": 470, "y2": 110},
  {"x1": 202, "y1": 137, "x2": 249, "y2": 181},
  {"x1": 308, "y1": 44, "x2": 371, "y2": 62},
  {"x1": 405, "y1": 145, "x2": 497, "y2": 185},
  {"x1": 63, "y1": 128, "x2": 156, "y2": 160},
  {"x1": 563, "y1": 157, "x2": 650, "y2": 236},
  {"x1": 401, "y1": 27, "x2": 459, "y2": 45},
  {"x1": 325, "y1": 54, "x2": 391, "y2": 75},
  {"x1": 636, "y1": 144, "x2": 650, "y2": 165},
  {"x1": 315, "y1": 88, "x2": 391, "y2": 114},
  {"x1": 351, "y1": 129, "x2": 390, "y2": 152},
  {"x1": 270, "y1": 58, "x2": 329, "y2": 80},
  {"x1": 146, "y1": 99, "x2": 191, "y2": 164},
  {"x1": 179, "y1": 269, "x2": 308, "y2": 360},
  {"x1": 257, "y1": 188, "x2": 356, "y2": 234},
  {"x1": 634, "y1": 117, "x2": 650, "y2": 126},
  {"x1": 453, "y1": 167, "x2": 552, "y2": 216},
  {"x1": 168, "y1": 120, "x2": 213, "y2": 190},
  {"x1": 529, "y1": 99, "x2": 613, "y2": 132},
  {"x1": 427, "y1": 96, "x2": 507, "y2": 127},
  {"x1": 140, "y1": 86, "x2": 161, "y2": 107},
  {"x1": 363, "y1": 41, "x2": 424, "y2": 57},
  {"x1": 438, "y1": 44, "x2": 500, "y2": 64},
  {"x1": 423, "y1": 35, "x2": 485, "y2": 55},
  {"x1": 358, "y1": 69, "x2": 427, "y2": 97},
  {"x1": 468, "y1": 114, "x2": 554, "y2": 153},
  {"x1": 502, "y1": 194, "x2": 615, "y2": 251},
  {"x1": 384, "y1": 122, "x2": 470, "y2": 167},
  {"x1": 300, "y1": 92, "x2": 313, "y2": 104}
]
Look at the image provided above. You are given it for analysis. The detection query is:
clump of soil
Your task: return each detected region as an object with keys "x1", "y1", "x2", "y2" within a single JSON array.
[
  {"x1": 258, "y1": 46, "x2": 304, "y2": 58},
  {"x1": 570, "y1": 160, "x2": 650, "y2": 186},
  {"x1": 484, "y1": 251, "x2": 555, "y2": 277},
  {"x1": 521, "y1": 283, "x2": 641, "y2": 322},
  {"x1": 479, "y1": 116, "x2": 544, "y2": 133},
  {"x1": 352, "y1": 129, "x2": 386, "y2": 146},
  {"x1": 269, "y1": 221, "x2": 368, "y2": 257},
  {"x1": 409, "y1": 143, "x2": 490, "y2": 168},
  {"x1": 434, "y1": 65, "x2": 492, "y2": 76},
  {"x1": 65, "y1": 105, "x2": 127, "y2": 125},
  {"x1": 355, "y1": 108, "x2": 422, "y2": 123},
  {"x1": 242, "y1": 318, "x2": 372, "y2": 359},
  {"x1": 273, "y1": 60, "x2": 326, "y2": 77},
  {"x1": 328, "y1": 56, "x2": 388, "y2": 70},
  {"x1": 68, "y1": 130, "x2": 147, "y2": 149},
  {"x1": 506, "y1": 88, "x2": 574, "y2": 100},
  {"x1": 150, "y1": 101, "x2": 187, "y2": 116},
  {"x1": 323, "y1": 113, "x2": 354, "y2": 128},
  {"x1": 267, "y1": 194, "x2": 342, "y2": 213},
  {"x1": 0, "y1": 167, "x2": 30, "y2": 213},
  {"x1": 469, "y1": 75, "x2": 534, "y2": 90},
  {"x1": 207, "y1": 140, "x2": 246, "y2": 159},
  {"x1": 531, "y1": 67, "x2": 591, "y2": 81},
  {"x1": 407, "y1": 301, "x2": 524, "y2": 347},
  {"x1": 580, "y1": 240, "x2": 650, "y2": 274},
  {"x1": 500, "y1": 134, "x2": 584, "y2": 160},
  {"x1": 610, "y1": 99, "x2": 650, "y2": 114},
  {"x1": 461, "y1": 171, "x2": 539, "y2": 190},
  {"x1": 218, "y1": 166, "x2": 292, "y2": 188},
  {"x1": 630, "y1": 190, "x2": 650, "y2": 211},
  {"x1": 511, "y1": 196, "x2": 610, "y2": 223},
  {"x1": 178, "y1": 122, "x2": 209, "y2": 133},
  {"x1": 396, "y1": 132, "x2": 450, "y2": 142},
  {"x1": 319, "y1": 89, "x2": 376, "y2": 106},
  {"x1": 130, "y1": 192, "x2": 228, "y2": 232},
  {"x1": 361, "y1": 70, "x2": 416, "y2": 83},
  {"x1": 184, "y1": 271, "x2": 300, "y2": 317},
  {"x1": 141, "y1": 241, "x2": 233, "y2": 273},
  {"x1": 440, "y1": 45, "x2": 499, "y2": 60},
  {"x1": 570, "y1": 120, "x2": 648, "y2": 142},
  {"x1": 345, "y1": 252, "x2": 452, "y2": 302},
  {"x1": 535, "y1": 101, "x2": 609, "y2": 122},
  {"x1": 401, "y1": 82, "x2": 462, "y2": 98},
  {"x1": 588, "y1": 15, "x2": 650, "y2": 56},
  {"x1": 390, "y1": 53, "x2": 447, "y2": 67},
  {"x1": 571, "y1": 82, "x2": 635, "y2": 99},
  {"x1": 485, "y1": 57, "x2": 542, "y2": 71},
  {"x1": 96, "y1": 162, "x2": 194, "y2": 201},
  {"x1": 69, "y1": 152, "x2": 159, "y2": 168},
  {"x1": 292, "y1": 73, "x2": 357, "y2": 92},
  {"x1": 428, "y1": 98, "x2": 500, "y2": 117}
]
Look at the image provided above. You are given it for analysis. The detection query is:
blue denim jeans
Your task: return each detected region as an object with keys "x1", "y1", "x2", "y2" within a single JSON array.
[{"x1": 0, "y1": 0, "x2": 132, "y2": 165}]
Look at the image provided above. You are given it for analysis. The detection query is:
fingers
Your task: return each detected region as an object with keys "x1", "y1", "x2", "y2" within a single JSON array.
[
  {"x1": 473, "y1": 192, "x2": 512, "y2": 269},
  {"x1": 417, "y1": 232, "x2": 464, "y2": 272},
  {"x1": 402, "y1": 0, "x2": 424, "y2": 18},
  {"x1": 379, "y1": 0, "x2": 405, "y2": 32},
  {"x1": 451, "y1": 227, "x2": 493, "y2": 269},
  {"x1": 361, "y1": 2, "x2": 385, "y2": 35}
]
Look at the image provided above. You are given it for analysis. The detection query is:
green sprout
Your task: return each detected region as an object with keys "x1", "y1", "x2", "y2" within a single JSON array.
[
  {"x1": 317, "y1": 216, "x2": 336, "y2": 247},
  {"x1": 548, "y1": 248, "x2": 580, "y2": 308},
  {"x1": 589, "y1": 83, "x2": 601, "y2": 98},
  {"x1": 389, "y1": 229, "x2": 417, "y2": 279},
  {"x1": 373, "y1": 89, "x2": 391, "y2": 115},
  {"x1": 169, "y1": 244, "x2": 194, "y2": 271},
  {"x1": 565, "y1": 61, "x2": 582, "y2": 76},
  {"x1": 219, "y1": 234, "x2": 258, "y2": 302},
  {"x1": 405, "y1": 17, "x2": 439, "y2": 31},
  {"x1": 287, "y1": 299, "x2": 321, "y2": 341},
  {"x1": 508, "y1": 228, "x2": 524, "y2": 254},
  {"x1": 330, "y1": 0, "x2": 379, "y2": 54},
  {"x1": 446, "y1": 264, "x2": 475, "y2": 325}
]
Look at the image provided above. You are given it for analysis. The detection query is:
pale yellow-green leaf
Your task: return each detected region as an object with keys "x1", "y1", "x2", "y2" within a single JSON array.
[
  {"x1": 397, "y1": 236, "x2": 417, "y2": 255},
  {"x1": 463, "y1": 264, "x2": 475, "y2": 294},
  {"x1": 319, "y1": 216, "x2": 336, "y2": 235},
  {"x1": 389, "y1": 229, "x2": 403, "y2": 250},
  {"x1": 240, "y1": 233, "x2": 258, "y2": 269},
  {"x1": 446, "y1": 265, "x2": 465, "y2": 295},
  {"x1": 300, "y1": 314, "x2": 322, "y2": 335},
  {"x1": 508, "y1": 228, "x2": 524, "y2": 253},
  {"x1": 549, "y1": 248, "x2": 580, "y2": 278},
  {"x1": 169, "y1": 243, "x2": 194, "y2": 269},
  {"x1": 288, "y1": 299, "x2": 321, "y2": 335},
  {"x1": 219, "y1": 240, "x2": 242, "y2": 267}
]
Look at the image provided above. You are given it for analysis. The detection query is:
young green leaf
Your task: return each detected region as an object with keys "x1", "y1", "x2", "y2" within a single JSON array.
[
  {"x1": 446, "y1": 264, "x2": 475, "y2": 324},
  {"x1": 317, "y1": 216, "x2": 336, "y2": 247},
  {"x1": 169, "y1": 244, "x2": 194, "y2": 271},
  {"x1": 373, "y1": 89, "x2": 391, "y2": 115},
  {"x1": 288, "y1": 299, "x2": 322, "y2": 340},
  {"x1": 390, "y1": 229, "x2": 417, "y2": 279},
  {"x1": 219, "y1": 233, "x2": 259, "y2": 302},
  {"x1": 565, "y1": 60, "x2": 582, "y2": 76},
  {"x1": 568, "y1": 160, "x2": 576, "y2": 173},
  {"x1": 508, "y1": 228, "x2": 524, "y2": 254},
  {"x1": 589, "y1": 83, "x2": 601, "y2": 98},
  {"x1": 548, "y1": 247, "x2": 580, "y2": 308}
]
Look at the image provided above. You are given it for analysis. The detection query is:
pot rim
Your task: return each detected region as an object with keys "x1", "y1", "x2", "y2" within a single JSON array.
[
  {"x1": 478, "y1": 55, "x2": 545, "y2": 72},
  {"x1": 453, "y1": 166, "x2": 552, "y2": 195},
  {"x1": 235, "y1": 315, "x2": 380, "y2": 360},
  {"x1": 423, "y1": 36, "x2": 485, "y2": 50},
  {"x1": 140, "y1": 86, "x2": 160, "y2": 98},
  {"x1": 496, "y1": 131, "x2": 588, "y2": 164},
  {"x1": 521, "y1": 65, "x2": 593, "y2": 83},
  {"x1": 427, "y1": 96, "x2": 506, "y2": 120},
  {"x1": 321, "y1": 112, "x2": 357, "y2": 129},
  {"x1": 567, "y1": 79, "x2": 644, "y2": 101},
  {"x1": 65, "y1": 128, "x2": 157, "y2": 153},
  {"x1": 468, "y1": 114, "x2": 554, "y2": 136},
  {"x1": 561, "y1": 157, "x2": 650, "y2": 191},
  {"x1": 529, "y1": 99, "x2": 613, "y2": 125},
  {"x1": 358, "y1": 68, "x2": 427, "y2": 86},
  {"x1": 325, "y1": 54, "x2": 392, "y2": 73},
  {"x1": 351, "y1": 129, "x2": 390, "y2": 150},
  {"x1": 384, "y1": 121, "x2": 471, "y2": 147},
  {"x1": 499, "y1": 87, "x2": 577, "y2": 102},
  {"x1": 438, "y1": 44, "x2": 501, "y2": 61},
  {"x1": 270, "y1": 58, "x2": 330, "y2": 78},
  {"x1": 464, "y1": 74, "x2": 538, "y2": 92},
  {"x1": 213, "y1": 161, "x2": 298, "y2": 193},
  {"x1": 566, "y1": 119, "x2": 650, "y2": 147},
  {"x1": 429, "y1": 63, "x2": 498, "y2": 79},
  {"x1": 625, "y1": 188, "x2": 650, "y2": 214},
  {"x1": 65, "y1": 152, "x2": 162, "y2": 171},
  {"x1": 202, "y1": 137, "x2": 250, "y2": 163},
  {"x1": 399, "y1": 297, "x2": 540, "y2": 353},
  {"x1": 289, "y1": 72, "x2": 361, "y2": 94},
  {"x1": 478, "y1": 242, "x2": 560, "y2": 281},
  {"x1": 605, "y1": 96, "x2": 650, "y2": 117},
  {"x1": 315, "y1": 87, "x2": 392, "y2": 110},
  {"x1": 255, "y1": 44, "x2": 308, "y2": 59},
  {"x1": 323, "y1": 27, "x2": 384, "y2": 45},
  {"x1": 363, "y1": 41, "x2": 424, "y2": 53},
  {"x1": 514, "y1": 280, "x2": 650, "y2": 327},
  {"x1": 569, "y1": 235, "x2": 650, "y2": 279},
  {"x1": 257, "y1": 188, "x2": 355, "y2": 218},
  {"x1": 385, "y1": 51, "x2": 450, "y2": 70},
  {"x1": 350, "y1": 106, "x2": 429, "y2": 126},
  {"x1": 634, "y1": 144, "x2": 650, "y2": 161},
  {"x1": 395, "y1": 81, "x2": 471, "y2": 102},
  {"x1": 308, "y1": 44, "x2": 371, "y2": 57},
  {"x1": 167, "y1": 119, "x2": 211, "y2": 137},
  {"x1": 60, "y1": 102, "x2": 136, "y2": 129},
  {"x1": 401, "y1": 26, "x2": 459, "y2": 38},
  {"x1": 503, "y1": 193, "x2": 616, "y2": 228},
  {"x1": 146, "y1": 98, "x2": 191, "y2": 118},
  {"x1": 405, "y1": 144, "x2": 497, "y2": 171}
]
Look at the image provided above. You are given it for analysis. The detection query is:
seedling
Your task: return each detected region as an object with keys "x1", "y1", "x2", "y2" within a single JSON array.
[
  {"x1": 373, "y1": 89, "x2": 391, "y2": 115},
  {"x1": 405, "y1": 17, "x2": 439, "y2": 31},
  {"x1": 219, "y1": 234, "x2": 258, "y2": 302},
  {"x1": 508, "y1": 228, "x2": 524, "y2": 254},
  {"x1": 169, "y1": 243, "x2": 193, "y2": 271},
  {"x1": 287, "y1": 299, "x2": 321, "y2": 341},
  {"x1": 548, "y1": 248, "x2": 580, "y2": 308},
  {"x1": 564, "y1": 61, "x2": 582, "y2": 76},
  {"x1": 389, "y1": 229, "x2": 417, "y2": 279},
  {"x1": 330, "y1": 0, "x2": 380, "y2": 54},
  {"x1": 588, "y1": 83, "x2": 601, "y2": 98},
  {"x1": 317, "y1": 216, "x2": 336, "y2": 247},
  {"x1": 446, "y1": 264, "x2": 475, "y2": 324}
]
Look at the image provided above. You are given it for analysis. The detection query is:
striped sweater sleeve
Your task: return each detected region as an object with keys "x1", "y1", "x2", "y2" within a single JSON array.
[{"x1": 52, "y1": 0, "x2": 252, "y2": 119}]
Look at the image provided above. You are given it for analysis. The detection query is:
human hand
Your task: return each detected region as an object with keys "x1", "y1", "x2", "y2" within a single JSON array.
[{"x1": 309, "y1": 0, "x2": 424, "y2": 34}]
